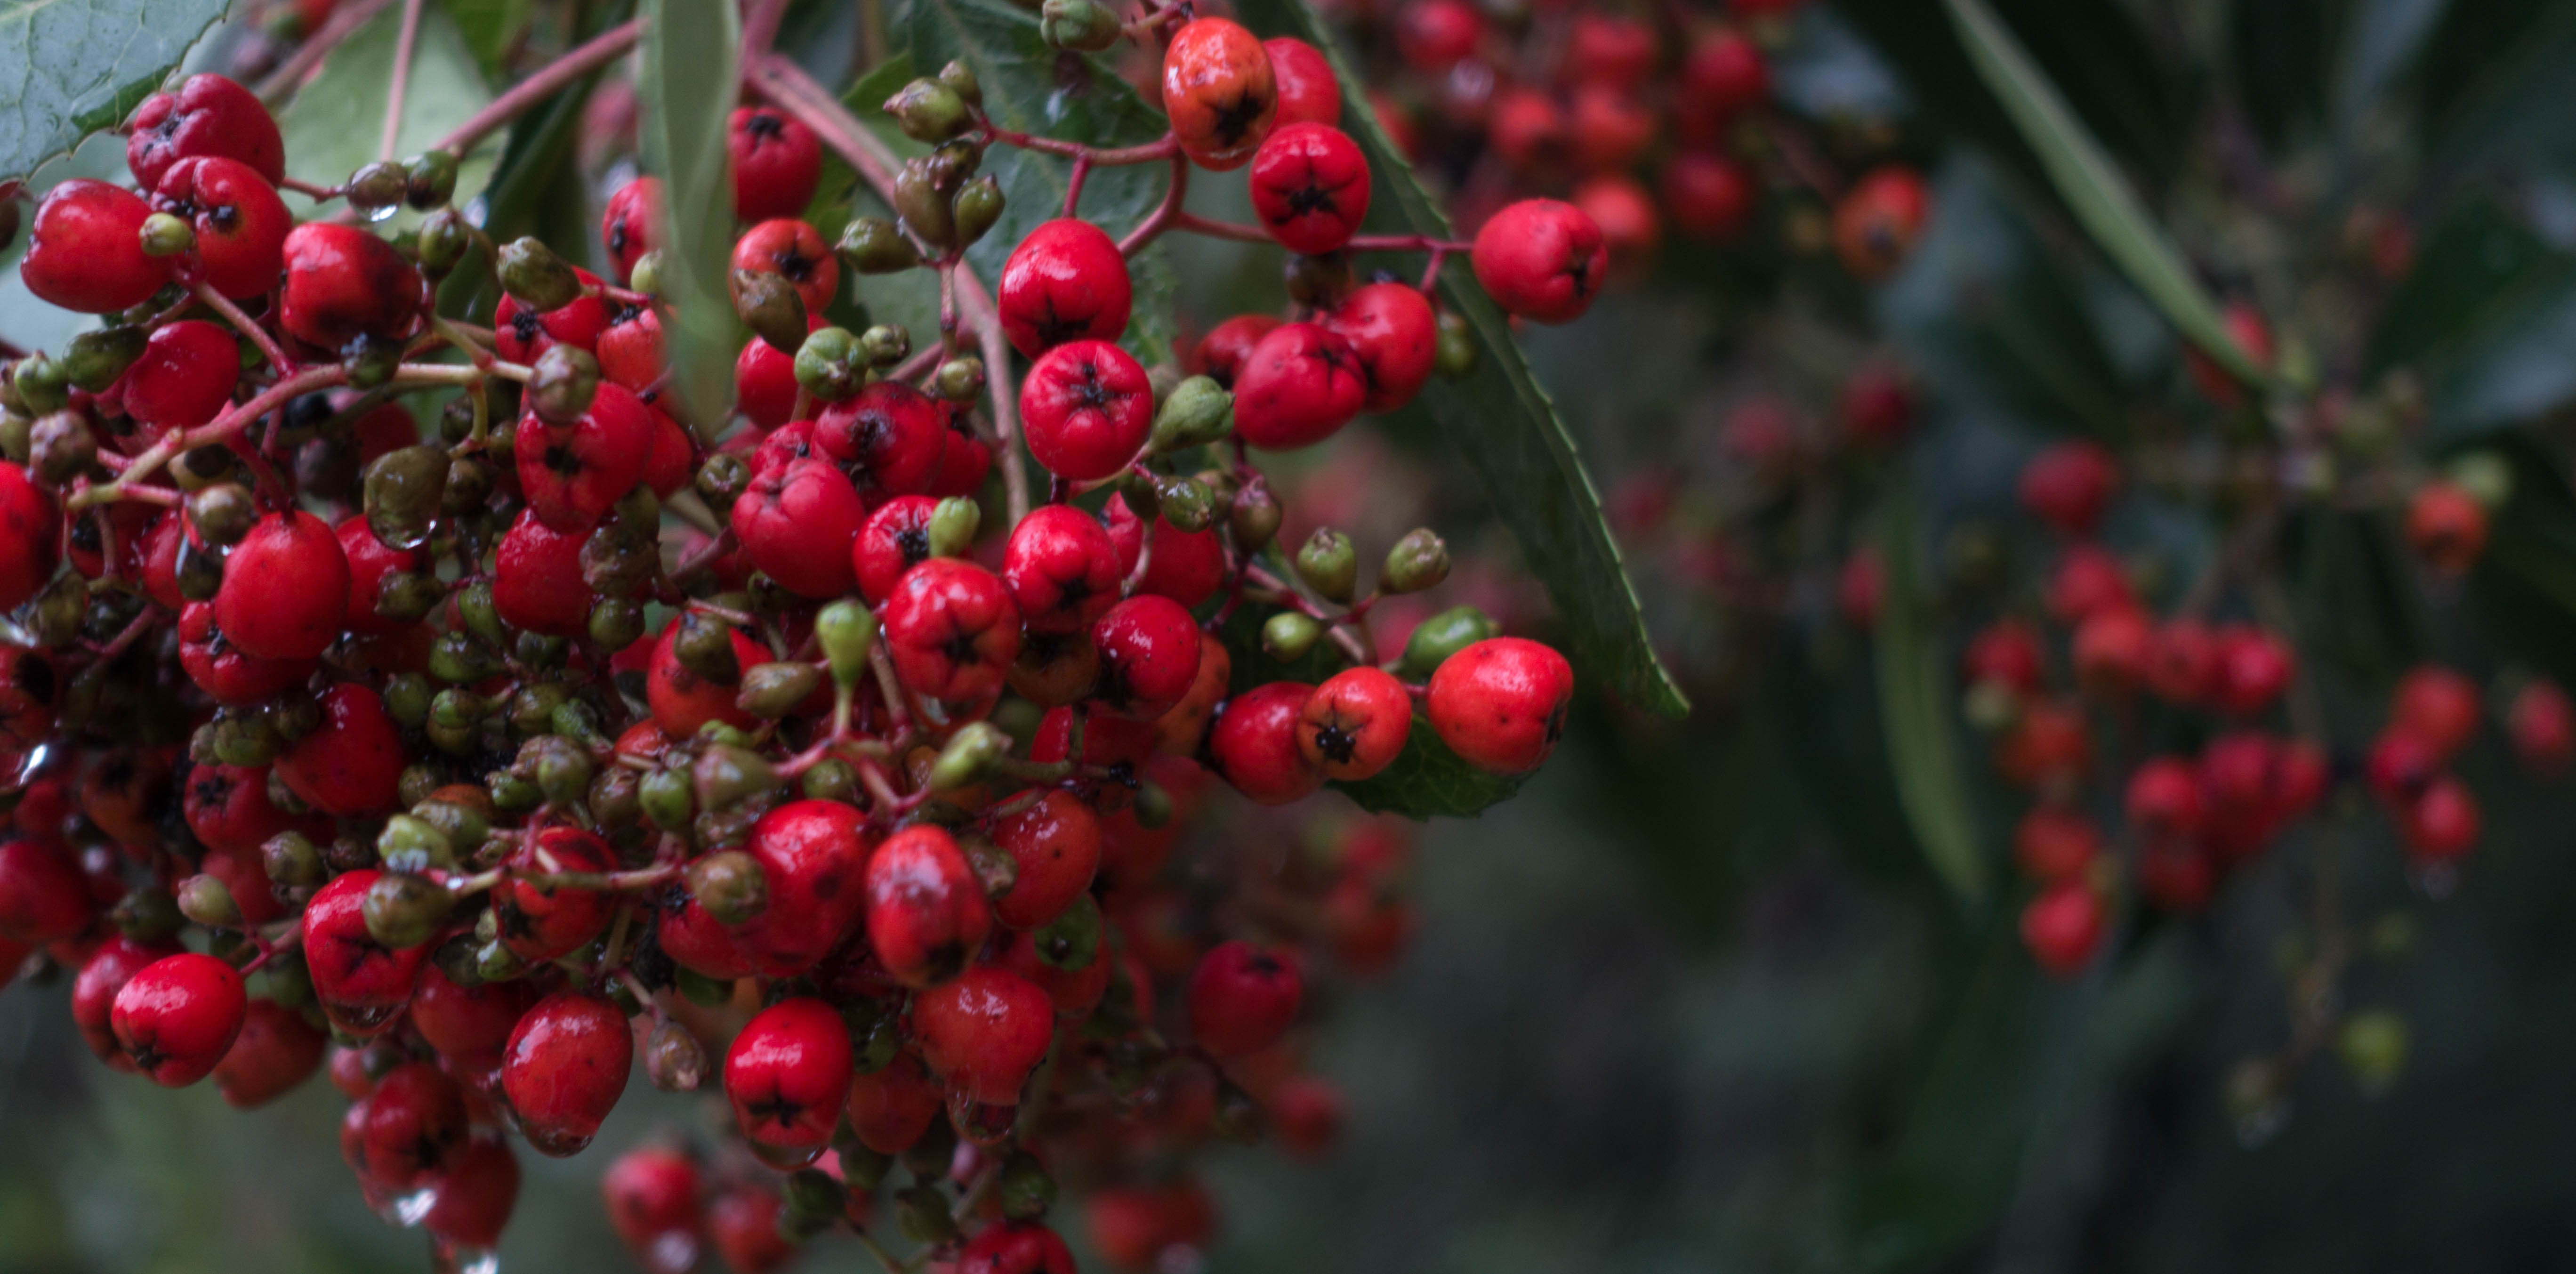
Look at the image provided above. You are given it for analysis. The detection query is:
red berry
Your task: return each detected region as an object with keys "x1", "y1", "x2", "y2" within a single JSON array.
[
  {"x1": 1832, "y1": 166, "x2": 1931, "y2": 282},
  {"x1": 865, "y1": 824, "x2": 993, "y2": 987},
  {"x1": 1032, "y1": 705, "x2": 1161, "y2": 774},
  {"x1": 1681, "y1": 30, "x2": 1771, "y2": 120},
  {"x1": 177, "y1": 601, "x2": 314, "y2": 704},
  {"x1": 23, "y1": 180, "x2": 169, "y2": 313},
  {"x1": 2147, "y1": 618, "x2": 2218, "y2": 706},
  {"x1": 1186, "y1": 940, "x2": 1303, "y2": 1056},
  {"x1": 844, "y1": 1049, "x2": 944, "y2": 1155},
  {"x1": 2018, "y1": 440, "x2": 2118, "y2": 537},
  {"x1": 925, "y1": 404, "x2": 993, "y2": 497},
  {"x1": 596, "y1": 303, "x2": 667, "y2": 389},
  {"x1": 959, "y1": 1221, "x2": 1079, "y2": 1274},
  {"x1": 1837, "y1": 360, "x2": 1915, "y2": 447},
  {"x1": 275, "y1": 683, "x2": 404, "y2": 816},
  {"x1": 997, "y1": 923, "x2": 1112, "y2": 1019},
  {"x1": 725, "y1": 996, "x2": 854, "y2": 1155},
  {"x1": 2125, "y1": 756, "x2": 2202, "y2": 839},
  {"x1": 126, "y1": 74, "x2": 283, "y2": 189},
  {"x1": 735, "y1": 313, "x2": 824, "y2": 430},
  {"x1": 151, "y1": 155, "x2": 292, "y2": 300},
  {"x1": 1427, "y1": 637, "x2": 1574, "y2": 774},
  {"x1": 729, "y1": 106, "x2": 823, "y2": 223},
  {"x1": 1837, "y1": 548, "x2": 1883, "y2": 629},
  {"x1": 183, "y1": 760, "x2": 322, "y2": 858},
  {"x1": 1488, "y1": 89, "x2": 1569, "y2": 172},
  {"x1": 1568, "y1": 14, "x2": 1658, "y2": 82},
  {"x1": 362, "y1": 1061, "x2": 469, "y2": 1186},
  {"x1": 732, "y1": 799, "x2": 873, "y2": 977},
  {"x1": 1104, "y1": 490, "x2": 1225, "y2": 607},
  {"x1": 1192, "y1": 314, "x2": 1282, "y2": 389},
  {"x1": 2073, "y1": 607, "x2": 2153, "y2": 696},
  {"x1": 1090, "y1": 594, "x2": 1204, "y2": 721},
  {"x1": 1249, "y1": 123, "x2": 1371, "y2": 256},
  {"x1": 1298, "y1": 666, "x2": 1413, "y2": 782},
  {"x1": 2013, "y1": 806, "x2": 2099, "y2": 883},
  {"x1": 2402, "y1": 774, "x2": 2480, "y2": 862},
  {"x1": 492, "y1": 508, "x2": 594, "y2": 637},
  {"x1": 501, "y1": 991, "x2": 633, "y2": 1156},
  {"x1": 990, "y1": 790, "x2": 1103, "y2": 929},
  {"x1": 2392, "y1": 664, "x2": 2481, "y2": 761},
  {"x1": 709, "y1": 1186, "x2": 796, "y2": 1274},
  {"x1": 334, "y1": 514, "x2": 427, "y2": 637},
  {"x1": 111, "y1": 951, "x2": 247, "y2": 1087},
  {"x1": 279, "y1": 223, "x2": 422, "y2": 352},
  {"x1": 2276, "y1": 738, "x2": 2332, "y2": 820},
  {"x1": 494, "y1": 267, "x2": 612, "y2": 365},
  {"x1": 1263, "y1": 37, "x2": 1341, "y2": 128},
  {"x1": 422, "y1": 1136, "x2": 521, "y2": 1251},
  {"x1": 1163, "y1": 17, "x2": 1280, "y2": 171},
  {"x1": 1232, "y1": 321, "x2": 1368, "y2": 450},
  {"x1": 301, "y1": 870, "x2": 427, "y2": 1036},
  {"x1": 2020, "y1": 883, "x2": 2104, "y2": 977},
  {"x1": 2209, "y1": 625, "x2": 2294, "y2": 718},
  {"x1": 0, "y1": 463, "x2": 59, "y2": 613},
  {"x1": 1320, "y1": 282, "x2": 1437, "y2": 413},
  {"x1": 731, "y1": 217, "x2": 838, "y2": 314},
  {"x1": 212, "y1": 998, "x2": 326, "y2": 1109},
  {"x1": 411, "y1": 960, "x2": 535, "y2": 1062},
  {"x1": 1568, "y1": 87, "x2": 1654, "y2": 174},
  {"x1": 2184, "y1": 302, "x2": 2274, "y2": 408},
  {"x1": 1005, "y1": 503, "x2": 1121, "y2": 632},
  {"x1": 2046, "y1": 543, "x2": 2133, "y2": 625},
  {"x1": 816, "y1": 379, "x2": 950, "y2": 496},
  {"x1": 913, "y1": 966, "x2": 1055, "y2": 1105},
  {"x1": 604, "y1": 1145, "x2": 704, "y2": 1270},
  {"x1": 1395, "y1": 0, "x2": 1482, "y2": 71},
  {"x1": 884, "y1": 557, "x2": 1022, "y2": 709},
  {"x1": 1211, "y1": 681, "x2": 1325, "y2": 804},
  {"x1": 519, "y1": 381, "x2": 655, "y2": 532},
  {"x1": 1271, "y1": 1074, "x2": 1344, "y2": 1159},
  {"x1": 999, "y1": 219, "x2": 1134, "y2": 357},
  {"x1": 495, "y1": 825, "x2": 620, "y2": 961},
  {"x1": 731, "y1": 457, "x2": 867, "y2": 598},
  {"x1": 851, "y1": 495, "x2": 940, "y2": 605},
  {"x1": 1472, "y1": 199, "x2": 1608, "y2": 325},
  {"x1": 2406, "y1": 480, "x2": 2487, "y2": 575},
  {"x1": 213, "y1": 509, "x2": 347, "y2": 661},
  {"x1": 1662, "y1": 150, "x2": 1758, "y2": 242},
  {"x1": 646, "y1": 619, "x2": 767, "y2": 739},
  {"x1": 74, "y1": 935, "x2": 181, "y2": 1068},
  {"x1": 1020, "y1": 339, "x2": 1153, "y2": 480},
  {"x1": 2511, "y1": 678, "x2": 2575, "y2": 777},
  {"x1": 601, "y1": 177, "x2": 664, "y2": 283}
]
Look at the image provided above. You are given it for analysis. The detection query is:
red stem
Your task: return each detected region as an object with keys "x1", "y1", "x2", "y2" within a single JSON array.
[
  {"x1": 979, "y1": 125, "x2": 1178, "y2": 166},
  {"x1": 434, "y1": 19, "x2": 643, "y2": 159}
]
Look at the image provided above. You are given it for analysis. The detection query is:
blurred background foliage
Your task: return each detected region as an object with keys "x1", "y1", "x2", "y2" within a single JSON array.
[{"x1": 23, "y1": 0, "x2": 2576, "y2": 1270}]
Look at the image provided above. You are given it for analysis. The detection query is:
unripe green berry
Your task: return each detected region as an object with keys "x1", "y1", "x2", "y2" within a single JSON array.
[
  {"x1": 138, "y1": 212, "x2": 195, "y2": 257},
  {"x1": 1040, "y1": 0, "x2": 1121, "y2": 51},
  {"x1": 1381, "y1": 528, "x2": 1450, "y2": 594},
  {"x1": 1400, "y1": 604, "x2": 1496, "y2": 677},
  {"x1": 497, "y1": 236, "x2": 583, "y2": 311},
  {"x1": 838, "y1": 217, "x2": 921, "y2": 274},
  {"x1": 794, "y1": 326, "x2": 865, "y2": 402},
  {"x1": 362, "y1": 871, "x2": 453, "y2": 949},
  {"x1": 1262, "y1": 610, "x2": 1322, "y2": 661},
  {"x1": 929, "y1": 721, "x2": 1008, "y2": 791},
  {"x1": 1150, "y1": 375, "x2": 1234, "y2": 452},
  {"x1": 737, "y1": 662, "x2": 823, "y2": 718},
  {"x1": 528, "y1": 345, "x2": 601, "y2": 424},
  {"x1": 1295, "y1": 528, "x2": 1359, "y2": 603},
  {"x1": 815, "y1": 600, "x2": 878, "y2": 690},
  {"x1": 687, "y1": 850, "x2": 768, "y2": 925},
  {"x1": 928, "y1": 496, "x2": 981, "y2": 557},
  {"x1": 732, "y1": 268, "x2": 810, "y2": 354}
]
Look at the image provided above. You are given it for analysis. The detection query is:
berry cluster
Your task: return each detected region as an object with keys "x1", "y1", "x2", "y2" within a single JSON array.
[{"x1": 0, "y1": 6, "x2": 1602, "y2": 1268}]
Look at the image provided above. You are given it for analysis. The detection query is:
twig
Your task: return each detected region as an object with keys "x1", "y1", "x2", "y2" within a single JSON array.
[
  {"x1": 433, "y1": 20, "x2": 644, "y2": 160},
  {"x1": 255, "y1": 0, "x2": 397, "y2": 105},
  {"x1": 194, "y1": 282, "x2": 293, "y2": 373},
  {"x1": 381, "y1": 0, "x2": 427, "y2": 162}
]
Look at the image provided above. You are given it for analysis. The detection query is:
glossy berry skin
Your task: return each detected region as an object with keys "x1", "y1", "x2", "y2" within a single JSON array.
[
  {"x1": 422, "y1": 1137, "x2": 520, "y2": 1250},
  {"x1": 1004, "y1": 505, "x2": 1121, "y2": 632},
  {"x1": 999, "y1": 219, "x2": 1134, "y2": 357},
  {"x1": 494, "y1": 267, "x2": 612, "y2": 365},
  {"x1": 1664, "y1": 151, "x2": 1759, "y2": 242},
  {"x1": 734, "y1": 800, "x2": 872, "y2": 977},
  {"x1": 725, "y1": 996, "x2": 853, "y2": 1154},
  {"x1": 23, "y1": 180, "x2": 169, "y2": 313},
  {"x1": 0, "y1": 464, "x2": 57, "y2": 614},
  {"x1": 519, "y1": 382, "x2": 655, "y2": 532},
  {"x1": 844, "y1": 1050, "x2": 943, "y2": 1154},
  {"x1": 884, "y1": 556, "x2": 1022, "y2": 708},
  {"x1": 302, "y1": 871, "x2": 427, "y2": 1036},
  {"x1": 600, "y1": 177, "x2": 663, "y2": 283},
  {"x1": 214, "y1": 510, "x2": 348, "y2": 661},
  {"x1": 646, "y1": 621, "x2": 765, "y2": 740},
  {"x1": 2021, "y1": 883, "x2": 2105, "y2": 978},
  {"x1": 998, "y1": 924, "x2": 1112, "y2": 1019},
  {"x1": 1299, "y1": 666, "x2": 1412, "y2": 782},
  {"x1": 926, "y1": 403, "x2": 993, "y2": 497},
  {"x1": 502, "y1": 992, "x2": 633, "y2": 1157},
  {"x1": 1833, "y1": 167, "x2": 1932, "y2": 282},
  {"x1": 2407, "y1": 480, "x2": 2488, "y2": 575},
  {"x1": 74, "y1": 936, "x2": 181, "y2": 1069},
  {"x1": 1428, "y1": 637, "x2": 1574, "y2": 774},
  {"x1": 212, "y1": 999, "x2": 326, "y2": 1109},
  {"x1": 1163, "y1": 17, "x2": 1280, "y2": 171},
  {"x1": 2393, "y1": 664, "x2": 2481, "y2": 760},
  {"x1": 334, "y1": 515, "x2": 427, "y2": 637},
  {"x1": 495, "y1": 826, "x2": 620, "y2": 962},
  {"x1": 596, "y1": 305, "x2": 666, "y2": 390},
  {"x1": 279, "y1": 223, "x2": 422, "y2": 352},
  {"x1": 1194, "y1": 313, "x2": 1281, "y2": 388},
  {"x1": 493, "y1": 509, "x2": 593, "y2": 637},
  {"x1": 1020, "y1": 339, "x2": 1154, "y2": 481},
  {"x1": 119, "y1": 320, "x2": 238, "y2": 430},
  {"x1": 991, "y1": 790, "x2": 1103, "y2": 929},
  {"x1": 411, "y1": 961, "x2": 536, "y2": 1062},
  {"x1": 852, "y1": 495, "x2": 940, "y2": 605},
  {"x1": 177, "y1": 602, "x2": 314, "y2": 705},
  {"x1": 735, "y1": 313, "x2": 822, "y2": 430},
  {"x1": 276, "y1": 683, "x2": 405, "y2": 816},
  {"x1": 183, "y1": 761, "x2": 320, "y2": 857},
  {"x1": 729, "y1": 106, "x2": 823, "y2": 222},
  {"x1": 1187, "y1": 941, "x2": 1303, "y2": 1056},
  {"x1": 1264, "y1": 37, "x2": 1341, "y2": 127},
  {"x1": 111, "y1": 952, "x2": 247, "y2": 1087},
  {"x1": 732, "y1": 457, "x2": 867, "y2": 598},
  {"x1": 815, "y1": 380, "x2": 950, "y2": 495},
  {"x1": 865, "y1": 824, "x2": 993, "y2": 986},
  {"x1": 1090, "y1": 594, "x2": 1203, "y2": 721},
  {"x1": 1233, "y1": 321, "x2": 1368, "y2": 450},
  {"x1": 732, "y1": 217, "x2": 839, "y2": 314},
  {"x1": 127, "y1": 74, "x2": 284, "y2": 189},
  {"x1": 1321, "y1": 282, "x2": 1437, "y2": 413},
  {"x1": 1249, "y1": 123, "x2": 1371, "y2": 255},
  {"x1": 151, "y1": 155, "x2": 292, "y2": 299},
  {"x1": 1472, "y1": 199, "x2": 1608, "y2": 325},
  {"x1": 2018, "y1": 440, "x2": 2118, "y2": 537},
  {"x1": 1104, "y1": 490, "x2": 1225, "y2": 608},
  {"x1": 602, "y1": 1146, "x2": 704, "y2": 1268},
  {"x1": 362, "y1": 1061, "x2": 469, "y2": 1187},
  {"x1": 914, "y1": 966, "x2": 1055, "y2": 1105},
  {"x1": 959, "y1": 1221, "x2": 1079, "y2": 1274},
  {"x1": 1211, "y1": 681, "x2": 1324, "y2": 805}
]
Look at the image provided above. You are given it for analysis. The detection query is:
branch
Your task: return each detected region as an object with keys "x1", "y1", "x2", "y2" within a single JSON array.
[
  {"x1": 381, "y1": 0, "x2": 427, "y2": 163},
  {"x1": 433, "y1": 20, "x2": 644, "y2": 160}
]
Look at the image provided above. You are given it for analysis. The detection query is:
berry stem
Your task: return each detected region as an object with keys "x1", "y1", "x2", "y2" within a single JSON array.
[
  {"x1": 975, "y1": 124, "x2": 1179, "y2": 168},
  {"x1": 1117, "y1": 153, "x2": 1191, "y2": 258},
  {"x1": 381, "y1": 0, "x2": 427, "y2": 163},
  {"x1": 70, "y1": 365, "x2": 348, "y2": 508},
  {"x1": 433, "y1": 19, "x2": 644, "y2": 160},
  {"x1": 194, "y1": 281, "x2": 297, "y2": 373},
  {"x1": 276, "y1": 176, "x2": 341, "y2": 202}
]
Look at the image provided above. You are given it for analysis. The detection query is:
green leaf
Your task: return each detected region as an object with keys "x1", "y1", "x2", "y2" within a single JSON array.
[
  {"x1": 903, "y1": 0, "x2": 1181, "y2": 366},
  {"x1": 1329, "y1": 716, "x2": 1530, "y2": 820},
  {"x1": 275, "y1": 4, "x2": 498, "y2": 230},
  {"x1": 444, "y1": 0, "x2": 533, "y2": 80},
  {"x1": 1872, "y1": 478, "x2": 1986, "y2": 907},
  {"x1": 1232, "y1": 0, "x2": 1687, "y2": 720},
  {"x1": 2367, "y1": 200, "x2": 2576, "y2": 376},
  {"x1": 1941, "y1": 0, "x2": 2261, "y2": 387},
  {"x1": 0, "y1": 0, "x2": 227, "y2": 183},
  {"x1": 636, "y1": 0, "x2": 741, "y2": 432}
]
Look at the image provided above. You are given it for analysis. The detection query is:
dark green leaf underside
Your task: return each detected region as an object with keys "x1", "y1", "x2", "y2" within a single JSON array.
[{"x1": 1873, "y1": 479, "x2": 1986, "y2": 907}]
